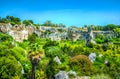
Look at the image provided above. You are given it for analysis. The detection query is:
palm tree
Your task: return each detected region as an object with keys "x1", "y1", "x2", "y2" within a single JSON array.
[{"x1": 28, "y1": 51, "x2": 44, "y2": 79}]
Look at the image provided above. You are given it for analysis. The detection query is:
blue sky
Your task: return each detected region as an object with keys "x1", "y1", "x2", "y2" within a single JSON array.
[{"x1": 0, "y1": 0, "x2": 120, "y2": 27}]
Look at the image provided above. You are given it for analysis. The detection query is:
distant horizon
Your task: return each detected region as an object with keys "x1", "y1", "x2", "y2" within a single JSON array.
[{"x1": 0, "y1": 0, "x2": 120, "y2": 27}]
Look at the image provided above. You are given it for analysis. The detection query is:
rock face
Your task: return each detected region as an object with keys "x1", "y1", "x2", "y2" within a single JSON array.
[
  {"x1": 8, "y1": 24, "x2": 29, "y2": 42},
  {"x1": 67, "y1": 70, "x2": 77, "y2": 79},
  {"x1": 89, "y1": 53, "x2": 96, "y2": 62},
  {"x1": 67, "y1": 27, "x2": 81, "y2": 41},
  {"x1": 54, "y1": 56, "x2": 61, "y2": 64},
  {"x1": 55, "y1": 70, "x2": 90, "y2": 79},
  {"x1": 18, "y1": 61, "x2": 25, "y2": 74},
  {"x1": 0, "y1": 23, "x2": 30, "y2": 42},
  {"x1": 85, "y1": 27, "x2": 96, "y2": 45},
  {"x1": 26, "y1": 25, "x2": 35, "y2": 35},
  {"x1": 0, "y1": 23, "x2": 116, "y2": 42},
  {"x1": 55, "y1": 71, "x2": 68, "y2": 79},
  {"x1": 0, "y1": 23, "x2": 10, "y2": 33}
]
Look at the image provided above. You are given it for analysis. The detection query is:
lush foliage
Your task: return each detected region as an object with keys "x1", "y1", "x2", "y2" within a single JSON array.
[
  {"x1": 70, "y1": 55, "x2": 93, "y2": 76},
  {"x1": 0, "y1": 31, "x2": 120, "y2": 79},
  {"x1": 0, "y1": 17, "x2": 120, "y2": 79}
]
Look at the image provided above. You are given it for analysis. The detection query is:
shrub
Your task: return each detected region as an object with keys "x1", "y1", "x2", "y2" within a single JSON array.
[
  {"x1": 91, "y1": 74, "x2": 111, "y2": 79},
  {"x1": 0, "y1": 56, "x2": 22, "y2": 79},
  {"x1": 36, "y1": 70, "x2": 47, "y2": 79},
  {"x1": 69, "y1": 55, "x2": 93, "y2": 76},
  {"x1": 0, "y1": 33, "x2": 13, "y2": 41},
  {"x1": 72, "y1": 46, "x2": 84, "y2": 56},
  {"x1": 95, "y1": 38, "x2": 104, "y2": 44},
  {"x1": 45, "y1": 46, "x2": 62, "y2": 58},
  {"x1": 43, "y1": 40, "x2": 59, "y2": 49},
  {"x1": 87, "y1": 42, "x2": 94, "y2": 48}
]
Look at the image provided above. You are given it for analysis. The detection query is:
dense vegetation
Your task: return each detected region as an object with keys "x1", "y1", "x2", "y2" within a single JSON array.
[{"x1": 0, "y1": 16, "x2": 120, "y2": 79}]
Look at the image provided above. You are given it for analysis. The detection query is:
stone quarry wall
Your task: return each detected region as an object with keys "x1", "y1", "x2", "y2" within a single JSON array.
[{"x1": 0, "y1": 23, "x2": 115, "y2": 42}]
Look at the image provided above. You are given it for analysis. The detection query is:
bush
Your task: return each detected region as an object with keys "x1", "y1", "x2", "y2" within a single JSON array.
[
  {"x1": 87, "y1": 42, "x2": 94, "y2": 48},
  {"x1": 45, "y1": 46, "x2": 62, "y2": 58},
  {"x1": 28, "y1": 33, "x2": 38, "y2": 43},
  {"x1": 43, "y1": 40, "x2": 59, "y2": 49},
  {"x1": 70, "y1": 55, "x2": 93, "y2": 76},
  {"x1": 91, "y1": 74, "x2": 111, "y2": 79},
  {"x1": 0, "y1": 33, "x2": 13, "y2": 41},
  {"x1": 72, "y1": 46, "x2": 84, "y2": 56},
  {"x1": 36, "y1": 70, "x2": 47, "y2": 79},
  {"x1": 95, "y1": 38, "x2": 104, "y2": 44},
  {"x1": 0, "y1": 56, "x2": 22, "y2": 79}
]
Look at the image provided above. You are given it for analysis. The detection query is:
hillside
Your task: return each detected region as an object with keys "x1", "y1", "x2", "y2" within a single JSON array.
[{"x1": 0, "y1": 16, "x2": 120, "y2": 79}]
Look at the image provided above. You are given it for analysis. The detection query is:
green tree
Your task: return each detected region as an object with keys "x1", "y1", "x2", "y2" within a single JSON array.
[
  {"x1": 44, "y1": 46, "x2": 62, "y2": 79},
  {"x1": 45, "y1": 46, "x2": 62, "y2": 58},
  {"x1": 6, "y1": 15, "x2": 21, "y2": 25},
  {"x1": 28, "y1": 33, "x2": 38, "y2": 43},
  {"x1": 28, "y1": 49, "x2": 44, "y2": 79},
  {"x1": 104, "y1": 24, "x2": 117, "y2": 31},
  {"x1": 23, "y1": 20, "x2": 34, "y2": 26},
  {"x1": 58, "y1": 23, "x2": 66, "y2": 27},
  {"x1": 61, "y1": 44, "x2": 73, "y2": 56},
  {"x1": 0, "y1": 56, "x2": 22, "y2": 79},
  {"x1": 113, "y1": 27, "x2": 120, "y2": 38},
  {"x1": 72, "y1": 46, "x2": 84, "y2": 56},
  {"x1": 43, "y1": 40, "x2": 58, "y2": 49},
  {"x1": 43, "y1": 20, "x2": 53, "y2": 26},
  {"x1": 95, "y1": 34, "x2": 105, "y2": 44},
  {"x1": 0, "y1": 33, "x2": 13, "y2": 42},
  {"x1": 0, "y1": 17, "x2": 6, "y2": 23},
  {"x1": 11, "y1": 47, "x2": 31, "y2": 72}
]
